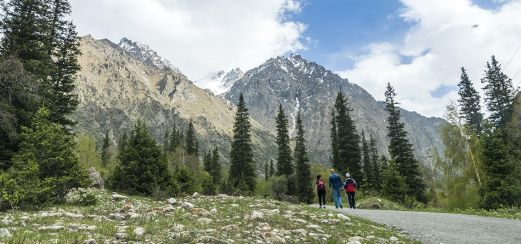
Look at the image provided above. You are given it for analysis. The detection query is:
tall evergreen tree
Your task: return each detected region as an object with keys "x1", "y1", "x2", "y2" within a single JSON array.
[
  {"x1": 330, "y1": 109, "x2": 340, "y2": 166},
  {"x1": 100, "y1": 131, "x2": 110, "y2": 166},
  {"x1": 384, "y1": 83, "x2": 426, "y2": 202},
  {"x1": 110, "y1": 120, "x2": 176, "y2": 195},
  {"x1": 211, "y1": 147, "x2": 222, "y2": 186},
  {"x1": 185, "y1": 120, "x2": 198, "y2": 156},
  {"x1": 229, "y1": 94, "x2": 256, "y2": 193},
  {"x1": 294, "y1": 113, "x2": 313, "y2": 203},
  {"x1": 333, "y1": 91, "x2": 362, "y2": 180},
  {"x1": 361, "y1": 131, "x2": 372, "y2": 189},
  {"x1": 269, "y1": 160, "x2": 275, "y2": 179},
  {"x1": 458, "y1": 67, "x2": 483, "y2": 134},
  {"x1": 382, "y1": 160, "x2": 408, "y2": 203},
  {"x1": 264, "y1": 162, "x2": 269, "y2": 181},
  {"x1": 369, "y1": 134, "x2": 382, "y2": 192},
  {"x1": 481, "y1": 56, "x2": 516, "y2": 128},
  {"x1": 275, "y1": 104, "x2": 293, "y2": 176},
  {"x1": 118, "y1": 131, "x2": 128, "y2": 156}
]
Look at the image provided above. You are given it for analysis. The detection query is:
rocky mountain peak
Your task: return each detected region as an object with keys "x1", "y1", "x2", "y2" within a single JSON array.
[
  {"x1": 196, "y1": 68, "x2": 244, "y2": 95},
  {"x1": 118, "y1": 37, "x2": 179, "y2": 72}
]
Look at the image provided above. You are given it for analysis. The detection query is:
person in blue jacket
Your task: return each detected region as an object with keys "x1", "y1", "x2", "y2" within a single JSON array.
[{"x1": 328, "y1": 168, "x2": 343, "y2": 209}]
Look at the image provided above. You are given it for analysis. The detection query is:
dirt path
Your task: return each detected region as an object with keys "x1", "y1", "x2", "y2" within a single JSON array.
[{"x1": 326, "y1": 206, "x2": 521, "y2": 244}]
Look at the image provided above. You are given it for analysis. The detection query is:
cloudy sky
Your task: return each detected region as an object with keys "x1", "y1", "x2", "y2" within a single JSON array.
[{"x1": 70, "y1": 0, "x2": 521, "y2": 117}]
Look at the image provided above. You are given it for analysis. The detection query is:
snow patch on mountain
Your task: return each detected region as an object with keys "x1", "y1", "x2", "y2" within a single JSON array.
[
  {"x1": 289, "y1": 96, "x2": 300, "y2": 137},
  {"x1": 195, "y1": 68, "x2": 244, "y2": 95},
  {"x1": 118, "y1": 37, "x2": 180, "y2": 72}
]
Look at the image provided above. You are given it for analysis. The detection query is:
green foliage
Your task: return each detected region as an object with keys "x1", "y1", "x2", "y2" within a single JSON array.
[
  {"x1": 109, "y1": 120, "x2": 177, "y2": 196},
  {"x1": 332, "y1": 91, "x2": 362, "y2": 181},
  {"x1": 294, "y1": 113, "x2": 313, "y2": 203},
  {"x1": 66, "y1": 189, "x2": 98, "y2": 206},
  {"x1": 481, "y1": 55, "x2": 515, "y2": 128},
  {"x1": 203, "y1": 147, "x2": 222, "y2": 194},
  {"x1": 382, "y1": 160, "x2": 408, "y2": 203},
  {"x1": 275, "y1": 104, "x2": 293, "y2": 176},
  {"x1": 361, "y1": 131, "x2": 372, "y2": 189},
  {"x1": 173, "y1": 166, "x2": 196, "y2": 195},
  {"x1": 330, "y1": 109, "x2": 340, "y2": 166},
  {"x1": 100, "y1": 131, "x2": 110, "y2": 166},
  {"x1": 369, "y1": 135, "x2": 382, "y2": 192},
  {"x1": 384, "y1": 83, "x2": 426, "y2": 202},
  {"x1": 184, "y1": 120, "x2": 198, "y2": 156},
  {"x1": 0, "y1": 107, "x2": 87, "y2": 209},
  {"x1": 229, "y1": 94, "x2": 256, "y2": 194},
  {"x1": 458, "y1": 67, "x2": 483, "y2": 134}
]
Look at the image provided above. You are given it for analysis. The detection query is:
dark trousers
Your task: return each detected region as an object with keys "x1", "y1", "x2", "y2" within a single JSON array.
[
  {"x1": 317, "y1": 189, "x2": 326, "y2": 206},
  {"x1": 347, "y1": 192, "x2": 356, "y2": 209}
]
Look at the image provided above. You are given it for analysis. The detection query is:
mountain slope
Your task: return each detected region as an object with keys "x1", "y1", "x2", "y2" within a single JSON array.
[
  {"x1": 224, "y1": 54, "x2": 444, "y2": 166},
  {"x1": 73, "y1": 36, "x2": 275, "y2": 165},
  {"x1": 195, "y1": 68, "x2": 244, "y2": 95}
]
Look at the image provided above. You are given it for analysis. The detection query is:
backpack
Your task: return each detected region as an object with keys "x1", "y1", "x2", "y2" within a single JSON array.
[
  {"x1": 345, "y1": 179, "x2": 356, "y2": 193},
  {"x1": 317, "y1": 179, "x2": 325, "y2": 190}
]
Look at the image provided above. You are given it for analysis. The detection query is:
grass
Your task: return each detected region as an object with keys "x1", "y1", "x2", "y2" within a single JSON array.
[{"x1": 0, "y1": 189, "x2": 418, "y2": 243}]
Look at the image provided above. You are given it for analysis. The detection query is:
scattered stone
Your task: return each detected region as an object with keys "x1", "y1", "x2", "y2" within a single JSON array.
[
  {"x1": 349, "y1": 236, "x2": 363, "y2": 242},
  {"x1": 88, "y1": 167, "x2": 104, "y2": 188},
  {"x1": 293, "y1": 218, "x2": 308, "y2": 224},
  {"x1": 134, "y1": 227, "x2": 145, "y2": 237},
  {"x1": 115, "y1": 232, "x2": 127, "y2": 240},
  {"x1": 83, "y1": 238, "x2": 97, "y2": 244},
  {"x1": 197, "y1": 217, "x2": 213, "y2": 225},
  {"x1": 181, "y1": 202, "x2": 194, "y2": 210},
  {"x1": 390, "y1": 236, "x2": 399, "y2": 241},
  {"x1": 231, "y1": 204, "x2": 240, "y2": 208},
  {"x1": 37, "y1": 225, "x2": 64, "y2": 231},
  {"x1": 163, "y1": 205, "x2": 175, "y2": 213},
  {"x1": 267, "y1": 209, "x2": 280, "y2": 215},
  {"x1": 190, "y1": 208, "x2": 210, "y2": 216},
  {"x1": 222, "y1": 224, "x2": 239, "y2": 231},
  {"x1": 305, "y1": 224, "x2": 322, "y2": 231},
  {"x1": 217, "y1": 194, "x2": 228, "y2": 198},
  {"x1": 172, "y1": 224, "x2": 185, "y2": 232},
  {"x1": 291, "y1": 229, "x2": 307, "y2": 235},
  {"x1": 347, "y1": 241, "x2": 361, "y2": 244},
  {"x1": 167, "y1": 198, "x2": 176, "y2": 205},
  {"x1": 337, "y1": 213, "x2": 351, "y2": 221},
  {"x1": 109, "y1": 213, "x2": 127, "y2": 221},
  {"x1": 129, "y1": 212, "x2": 141, "y2": 219},
  {"x1": 250, "y1": 210, "x2": 264, "y2": 220},
  {"x1": 210, "y1": 208, "x2": 217, "y2": 215},
  {"x1": 192, "y1": 192, "x2": 199, "y2": 198},
  {"x1": 0, "y1": 228, "x2": 11, "y2": 238},
  {"x1": 111, "y1": 193, "x2": 128, "y2": 201}
]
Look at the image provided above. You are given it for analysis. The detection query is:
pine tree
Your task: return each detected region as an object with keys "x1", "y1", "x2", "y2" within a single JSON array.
[
  {"x1": 101, "y1": 131, "x2": 110, "y2": 166},
  {"x1": 203, "y1": 150, "x2": 212, "y2": 174},
  {"x1": 110, "y1": 120, "x2": 176, "y2": 196},
  {"x1": 382, "y1": 160, "x2": 408, "y2": 203},
  {"x1": 264, "y1": 162, "x2": 269, "y2": 181},
  {"x1": 269, "y1": 160, "x2": 275, "y2": 178},
  {"x1": 185, "y1": 119, "x2": 198, "y2": 156},
  {"x1": 384, "y1": 83, "x2": 426, "y2": 202},
  {"x1": 294, "y1": 113, "x2": 313, "y2": 203},
  {"x1": 275, "y1": 104, "x2": 293, "y2": 176},
  {"x1": 118, "y1": 131, "x2": 128, "y2": 156},
  {"x1": 481, "y1": 56, "x2": 516, "y2": 128},
  {"x1": 457, "y1": 67, "x2": 483, "y2": 134},
  {"x1": 330, "y1": 109, "x2": 340, "y2": 166},
  {"x1": 361, "y1": 131, "x2": 372, "y2": 189},
  {"x1": 168, "y1": 125, "x2": 180, "y2": 152},
  {"x1": 211, "y1": 147, "x2": 222, "y2": 186},
  {"x1": 369, "y1": 134, "x2": 382, "y2": 192},
  {"x1": 334, "y1": 91, "x2": 362, "y2": 180},
  {"x1": 229, "y1": 94, "x2": 256, "y2": 194}
]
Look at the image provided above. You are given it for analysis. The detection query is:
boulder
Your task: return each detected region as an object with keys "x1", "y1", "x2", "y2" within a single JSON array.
[
  {"x1": 0, "y1": 228, "x2": 11, "y2": 238},
  {"x1": 250, "y1": 210, "x2": 264, "y2": 220},
  {"x1": 167, "y1": 198, "x2": 177, "y2": 205},
  {"x1": 88, "y1": 167, "x2": 104, "y2": 188},
  {"x1": 134, "y1": 227, "x2": 145, "y2": 237},
  {"x1": 83, "y1": 239, "x2": 97, "y2": 244},
  {"x1": 337, "y1": 213, "x2": 351, "y2": 221},
  {"x1": 390, "y1": 236, "x2": 399, "y2": 241},
  {"x1": 196, "y1": 217, "x2": 213, "y2": 225},
  {"x1": 111, "y1": 193, "x2": 128, "y2": 201},
  {"x1": 192, "y1": 192, "x2": 199, "y2": 198},
  {"x1": 181, "y1": 202, "x2": 194, "y2": 210}
]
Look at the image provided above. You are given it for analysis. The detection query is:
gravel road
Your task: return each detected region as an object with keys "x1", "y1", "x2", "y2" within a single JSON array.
[{"x1": 328, "y1": 206, "x2": 521, "y2": 244}]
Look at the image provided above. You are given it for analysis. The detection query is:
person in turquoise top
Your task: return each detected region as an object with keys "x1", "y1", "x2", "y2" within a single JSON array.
[{"x1": 328, "y1": 168, "x2": 343, "y2": 209}]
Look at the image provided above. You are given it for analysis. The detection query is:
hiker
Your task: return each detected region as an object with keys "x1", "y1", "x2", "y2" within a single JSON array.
[
  {"x1": 316, "y1": 175, "x2": 326, "y2": 208},
  {"x1": 328, "y1": 169, "x2": 343, "y2": 209},
  {"x1": 343, "y1": 173, "x2": 357, "y2": 209}
]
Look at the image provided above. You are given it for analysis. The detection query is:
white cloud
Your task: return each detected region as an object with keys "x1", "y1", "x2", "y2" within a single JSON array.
[
  {"x1": 338, "y1": 0, "x2": 521, "y2": 117},
  {"x1": 70, "y1": 0, "x2": 305, "y2": 80}
]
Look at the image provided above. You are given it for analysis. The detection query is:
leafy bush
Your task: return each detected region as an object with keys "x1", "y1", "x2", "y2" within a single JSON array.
[{"x1": 66, "y1": 189, "x2": 98, "y2": 206}]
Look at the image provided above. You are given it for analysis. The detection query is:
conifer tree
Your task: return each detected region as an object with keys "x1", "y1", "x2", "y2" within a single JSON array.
[
  {"x1": 163, "y1": 129, "x2": 170, "y2": 153},
  {"x1": 275, "y1": 104, "x2": 293, "y2": 176},
  {"x1": 481, "y1": 56, "x2": 515, "y2": 128},
  {"x1": 384, "y1": 83, "x2": 426, "y2": 202},
  {"x1": 457, "y1": 67, "x2": 483, "y2": 134},
  {"x1": 294, "y1": 113, "x2": 313, "y2": 203},
  {"x1": 361, "y1": 131, "x2": 372, "y2": 189},
  {"x1": 382, "y1": 160, "x2": 408, "y2": 203},
  {"x1": 185, "y1": 120, "x2": 198, "y2": 156},
  {"x1": 168, "y1": 125, "x2": 180, "y2": 152},
  {"x1": 330, "y1": 109, "x2": 340, "y2": 166},
  {"x1": 334, "y1": 91, "x2": 362, "y2": 180},
  {"x1": 110, "y1": 120, "x2": 176, "y2": 196},
  {"x1": 118, "y1": 131, "x2": 128, "y2": 156},
  {"x1": 269, "y1": 160, "x2": 275, "y2": 179},
  {"x1": 265, "y1": 162, "x2": 269, "y2": 181},
  {"x1": 101, "y1": 131, "x2": 110, "y2": 166},
  {"x1": 229, "y1": 94, "x2": 256, "y2": 194},
  {"x1": 203, "y1": 150, "x2": 212, "y2": 174},
  {"x1": 369, "y1": 134, "x2": 382, "y2": 192},
  {"x1": 211, "y1": 147, "x2": 222, "y2": 186}
]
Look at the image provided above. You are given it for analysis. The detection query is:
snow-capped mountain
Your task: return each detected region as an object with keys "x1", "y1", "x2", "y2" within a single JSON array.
[
  {"x1": 196, "y1": 68, "x2": 244, "y2": 95},
  {"x1": 118, "y1": 37, "x2": 180, "y2": 72}
]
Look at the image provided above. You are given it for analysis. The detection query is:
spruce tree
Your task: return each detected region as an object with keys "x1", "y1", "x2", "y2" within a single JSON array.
[
  {"x1": 382, "y1": 160, "x2": 408, "y2": 203},
  {"x1": 384, "y1": 83, "x2": 426, "y2": 202},
  {"x1": 369, "y1": 134, "x2": 382, "y2": 192},
  {"x1": 481, "y1": 56, "x2": 515, "y2": 128},
  {"x1": 269, "y1": 160, "x2": 275, "y2": 178},
  {"x1": 118, "y1": 131, "x2": 128, "y2": 156},
  {"x1": 330, "y1": 109, "x2": 340, "y2": 166},
  {"x1": 457, "y1": 67, "x2": 483, "y2": 134},
  {"x1": 361, "y1": 131, "x2": 373, "y2": 189},
  {"x1": 334, "y1": 91, "x2": 362, "y2": 180},
  {"x1": 110, "y1": 120, "x2": 176, "y2": 196},
  {"x1": 294, "y1": 113, "x2": 313, "y2": 203},
  {"x1": 185, "y1": 120, "x2": 198, "y2": 156},
  {"x1": 264, "y1": 162, "x2": 269, "y2": 181},
  {"x1": 211, "y1": 147, "x2": 222, "y2": 186},
  {"x1": 229, "y1": 94, "x2": 256, "y2": 194},
  {"x1": 101, "y1": 131, "x2": 110, "y2": 166},
  {"x1": 169, "y1": 125, "x2": 180, "y2": 152},
  {"x1": 275, "y1": 104, "x2": 293, "y2": 176}
]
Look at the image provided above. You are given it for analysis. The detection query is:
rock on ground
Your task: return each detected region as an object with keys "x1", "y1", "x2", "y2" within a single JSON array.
[
  {"x1": 181, "y1": 202, "x2": 194, "y2": 210},
  {"x1": 134, "y1": 227, "x2": 145, "y2": 237},
  {"x1": 167, "y1": 198, "x2": 176, "y2": 204},
  {"x1": 88, "y1": 167, "x2": 104, "y2": 188},
  {"x1": 0, "y1": 228, "x2": 11, "y2": 238}
]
